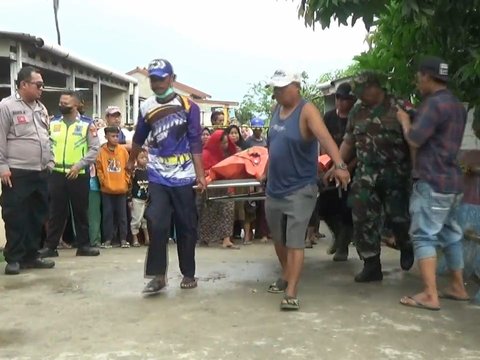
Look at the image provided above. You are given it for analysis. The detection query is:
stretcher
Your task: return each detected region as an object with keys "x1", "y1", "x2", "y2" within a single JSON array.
[
  {"x1": 194, "y1": 179, "x2": 343, "y2": 202},
  {"x1": 194, "y1": 179, "x2": 265, "y2": 202}
]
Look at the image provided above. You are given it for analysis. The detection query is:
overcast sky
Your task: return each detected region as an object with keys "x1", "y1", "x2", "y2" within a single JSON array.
[{"x1": 1, "y1": 0, "x2": 367, "y2": 102}]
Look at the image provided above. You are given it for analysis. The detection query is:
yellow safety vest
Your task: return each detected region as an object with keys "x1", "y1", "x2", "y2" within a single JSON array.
[{"x1": 50, "y1": 118, "x2": 89, "y2": 174}]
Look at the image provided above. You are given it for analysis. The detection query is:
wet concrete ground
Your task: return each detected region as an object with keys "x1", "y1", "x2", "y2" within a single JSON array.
[{"x1": 1, "y1": 232, "x2": 479, "y2": 360}]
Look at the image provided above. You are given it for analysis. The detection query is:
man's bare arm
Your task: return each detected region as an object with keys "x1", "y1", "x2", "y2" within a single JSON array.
[{"x1": 304, "y1": 103, "x2": 343, "y2": 165}]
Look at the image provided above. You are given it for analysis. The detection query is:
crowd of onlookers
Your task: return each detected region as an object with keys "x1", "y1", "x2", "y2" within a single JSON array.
[{"x1": 51, "y1": 109, "x2": 272, "y2": 251}]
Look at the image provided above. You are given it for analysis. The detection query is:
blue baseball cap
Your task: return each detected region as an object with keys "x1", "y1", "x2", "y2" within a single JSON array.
[{"x1": 148, "y1": 59, "x2": 174, "y2": 78}]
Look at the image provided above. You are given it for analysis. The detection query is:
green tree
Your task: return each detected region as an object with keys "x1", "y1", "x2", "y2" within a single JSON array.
[{"x1": 298, "y1": 0, "x2": 480, "y2": 138}]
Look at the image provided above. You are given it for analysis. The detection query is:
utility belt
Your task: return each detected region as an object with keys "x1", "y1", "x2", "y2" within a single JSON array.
[{"x1": 157, "y1": 153, "x2": 191, "y2": 166}]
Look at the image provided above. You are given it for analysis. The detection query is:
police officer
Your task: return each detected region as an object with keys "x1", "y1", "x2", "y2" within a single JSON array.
[
  {"x1": 0, "y1": 66, "x2": 55, "y2": 275},
  {"x1": 39, "y1": 90, "x2": 100, "y2": 258},
  {"x1": 337, "y1": 71, "x2": 414, "y2": 282}
]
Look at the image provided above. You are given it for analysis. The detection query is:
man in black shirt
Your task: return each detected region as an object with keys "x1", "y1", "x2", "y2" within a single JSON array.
[{"x1": 320, "y1": 83, "x2": 356, "y2": 261}]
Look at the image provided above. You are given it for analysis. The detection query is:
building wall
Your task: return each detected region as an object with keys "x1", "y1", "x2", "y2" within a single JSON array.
[
  {"x1": 130, "y1": 73, "x2": 153, "y2": 98},
  {"x1": 101, "y1": 86, "x2": 127, "y2": 124},
  {"x1": 461, "y1": 109, "x2": 479, "y2": 150}
]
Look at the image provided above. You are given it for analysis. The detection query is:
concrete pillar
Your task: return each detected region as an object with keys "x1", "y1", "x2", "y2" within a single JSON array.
[
  {"x1": 93, "y1": 77, "x2": 101, "y2": 117},
  {"x1": 9, "y1": 42, "x2": 23, "y2": 95},
  {"x1": 132, "y1": 83, "x2": 139, "y2": 125},
  {"x1": 66, "y1": 68, "x2": 76, "y2": 90},
  {"x1": 126, "y1": 85, "x2": 131, "y2": 124}
]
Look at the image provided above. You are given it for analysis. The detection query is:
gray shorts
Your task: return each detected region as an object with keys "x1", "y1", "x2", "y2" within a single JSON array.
[{"x1": 265, "y1": 184, "x2": 318, "y2": 249}]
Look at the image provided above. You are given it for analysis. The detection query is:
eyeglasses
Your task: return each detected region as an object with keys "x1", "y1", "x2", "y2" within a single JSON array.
[
  {"x1": 28, "y1": 81, "x2": 45, "y2": 89},
  {"x1": 253, "y1": 127, "x2": 263, "y2": 131}
]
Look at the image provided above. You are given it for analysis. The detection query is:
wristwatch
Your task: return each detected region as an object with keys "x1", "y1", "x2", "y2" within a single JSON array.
[{"x1": 335, "y1": 162, "x2": 347, "y2": 170}]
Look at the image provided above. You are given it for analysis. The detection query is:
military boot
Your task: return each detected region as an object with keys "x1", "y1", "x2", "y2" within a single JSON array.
[
  {"x1": 324, "y1": 216, "x2": 338, "y2": 255},
  {"x1": 354, "y1": 255, "x2": 383, "y2": 282},
  {"x1": 333, "y1": 225, "x2": 352, "y2": 262}
]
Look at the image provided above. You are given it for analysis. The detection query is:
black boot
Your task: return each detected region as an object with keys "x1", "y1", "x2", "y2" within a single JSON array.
[
  {"x1": 400, "y1": 245, "x2": 414, "y2": 271},
  {"x1": 333, "y1": 224, "x2": 352, "y2": 262},
  {"x1": 355, "y1": 255, "x2": 383, "y2": 282},
  {"x1": 324, "y1": 216, "x2": 338, "y2": 255}
]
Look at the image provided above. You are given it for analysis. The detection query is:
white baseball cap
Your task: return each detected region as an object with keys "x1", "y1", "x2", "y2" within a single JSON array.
[
  {"x1": 267, "y1": 69, "x2": 302, "y2": 88},
  {"x1": 105, "y1": 106, "x2": 121, "y2": 116}
]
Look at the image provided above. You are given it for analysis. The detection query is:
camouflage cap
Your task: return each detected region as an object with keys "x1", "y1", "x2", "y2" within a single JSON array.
[{"x1": 351, "y1": 71, "x2": 387, "y2": 96}]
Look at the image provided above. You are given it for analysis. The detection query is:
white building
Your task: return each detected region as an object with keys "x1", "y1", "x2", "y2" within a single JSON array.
[{"x1": 0, "y1": 31, "x2": 139, "y2": 123}]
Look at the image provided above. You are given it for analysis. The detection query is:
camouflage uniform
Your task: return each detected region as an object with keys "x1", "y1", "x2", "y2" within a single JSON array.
[{"x1": 344, "y1": 95, "x2": 411, "y2": 259}]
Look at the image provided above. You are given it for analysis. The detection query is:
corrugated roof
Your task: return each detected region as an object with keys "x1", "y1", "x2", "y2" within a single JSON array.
[{"x1": 0, "y1": 30, "x2": 137, "y2": 84}]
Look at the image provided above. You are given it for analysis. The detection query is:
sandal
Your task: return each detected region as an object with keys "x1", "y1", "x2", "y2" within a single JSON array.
[
  {"x1": 243, "y1": 240, "x2": 253, "y2": 245},
  {"x1": 281, "y1": 295, "x2": 300, "y2": 311},
  {"x1": 142, "y1": 277, "x2": 166, "y2": 295},
  {"x1": 58, "y1": 240, "x2": 72, "y2": 249},
  {"x1": 267, "y1": 278, "x2": 288, "y2": 294},
  {"x1": 222, "y1": 244, "x2": 240, "y2": 250},
  {"x1": 180, "y1": 277, "x2": 198, "y2": 289},
  {"x1": 132, "y1": 241, "x2": 141, "y2": 247},
  {"x1": 399, "y1": 296, "x2": 440, "y2": 311}
]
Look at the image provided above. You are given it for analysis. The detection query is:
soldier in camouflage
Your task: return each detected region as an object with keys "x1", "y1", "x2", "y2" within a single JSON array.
[{"x1": 338, "y1": 72, "x2": 414, "y2": 282}]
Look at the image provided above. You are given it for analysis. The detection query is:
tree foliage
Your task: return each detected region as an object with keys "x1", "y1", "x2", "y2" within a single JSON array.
[{"x1": 298, "y1": 0, "x2": 480, "y2": 138}]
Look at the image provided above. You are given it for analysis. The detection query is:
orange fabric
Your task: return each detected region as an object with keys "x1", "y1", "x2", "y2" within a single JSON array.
[
  {"x1": 96, "y1": 144, "x2": 130, "y2": 194},
  {"x1": 318, "y1": 155, "x2": 333, "y2": 172},
  {"x1": 208, "y1": 146, "x2": 268, "y2": 182},
  {"x1": 202, "y1": 129, "x2": 237, "y2": 170}
]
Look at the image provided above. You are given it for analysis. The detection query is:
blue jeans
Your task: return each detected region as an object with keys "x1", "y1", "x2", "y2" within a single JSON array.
[{"x1": 409, "y1": 180, "x2": 464, "y2": 270}]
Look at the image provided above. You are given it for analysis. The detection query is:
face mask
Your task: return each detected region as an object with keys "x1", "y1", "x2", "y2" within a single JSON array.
[
  {"x1": 59, "y1": 106, "x2": 73, "y2": 115},
  {"x1": 155, "y1": 87, "x2": 174, "y2": 100}
]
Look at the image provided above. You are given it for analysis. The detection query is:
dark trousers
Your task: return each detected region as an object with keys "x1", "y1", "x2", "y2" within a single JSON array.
[
  {"x1": 101, "y1": 193, "x2": 128, "y2": 242},
  {"x1": 254, "y1": 200, "x2": 270, "y2": 238},
  {"x1": 46, "y1": 172, "x2": 90, "y2": 250},
  {"x1": 145, "y1": 183, "x2": 197, "y2": 278},
  {"x1": 1, "y1": 169, "x2": 48, "y2": 263},
  {"x1": 319, "y1": 188, "x2": 354, "y2": 251}
]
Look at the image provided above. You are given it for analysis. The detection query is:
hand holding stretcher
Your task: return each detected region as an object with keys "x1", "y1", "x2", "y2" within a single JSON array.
[{"x1": 194, "y1": 147, "x2": 341, "y2": 201}]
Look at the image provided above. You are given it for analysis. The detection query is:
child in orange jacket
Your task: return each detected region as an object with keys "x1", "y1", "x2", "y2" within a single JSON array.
[{"x1": 96, "y1": 126, "x2": 131, "y2": 248}]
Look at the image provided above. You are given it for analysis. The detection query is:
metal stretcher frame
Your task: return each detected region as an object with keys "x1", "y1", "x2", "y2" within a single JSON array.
[
  {"x1": 194, "y1": 179, "x2": 265, "y2": 202},
  {"x1": 193, "y1": 179, "x2": 343, "y2": 202}
]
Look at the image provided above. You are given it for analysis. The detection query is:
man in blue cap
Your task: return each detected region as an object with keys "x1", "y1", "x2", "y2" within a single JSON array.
[
  {"x1": 128, "y1": 58, "x2": 206, "y2": 294},
  {"x1": 246, "y1": 117, "x2": 267, "y2": 148}
]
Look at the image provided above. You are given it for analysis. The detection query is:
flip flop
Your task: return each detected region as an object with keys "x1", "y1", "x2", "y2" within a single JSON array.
[
  {"x1": 399, "y1": 296, "x2": 440, "y2": 311},
  {"x1": 438, "y1": 292, "x2": 470, "y2": 302},
  {"x1": 267, "y1": 278, "x2": 288, "y2": 294},
  {"x1": 281, "y1": 296, "x2": 300, "y2": 311},
  {"x1": 142, "y1": 278, "x2": 166, "y2": 295},
  {"x1": 222, "y1": 244, "x2": 240, "y2": 250},
  {"x1": 180, "y1": 277, "x2": 198, "y2": 289}
]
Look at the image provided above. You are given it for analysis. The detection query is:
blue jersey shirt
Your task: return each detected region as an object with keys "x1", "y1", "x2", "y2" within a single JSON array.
[{"x1": 132, "y1": 94, "x2": 202, "y2": 187}]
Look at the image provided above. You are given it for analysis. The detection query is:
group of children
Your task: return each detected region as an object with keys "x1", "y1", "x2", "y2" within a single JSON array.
[{"x1": 89, "y1": 126, "x2": 150, "y2": 248}]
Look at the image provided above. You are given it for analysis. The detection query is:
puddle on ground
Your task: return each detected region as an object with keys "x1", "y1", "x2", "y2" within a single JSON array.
[{"x1": 0, "y1": 329, "x2": 26, "y2": 348}]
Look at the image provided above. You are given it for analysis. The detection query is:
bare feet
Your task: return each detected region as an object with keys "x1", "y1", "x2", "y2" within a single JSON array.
[
  {"x1": 439, "y1": 285, "x2": 470, "y2": 301},
  {"x1": 223, "y1": 237, "x2": 240, "y2": 249}
]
